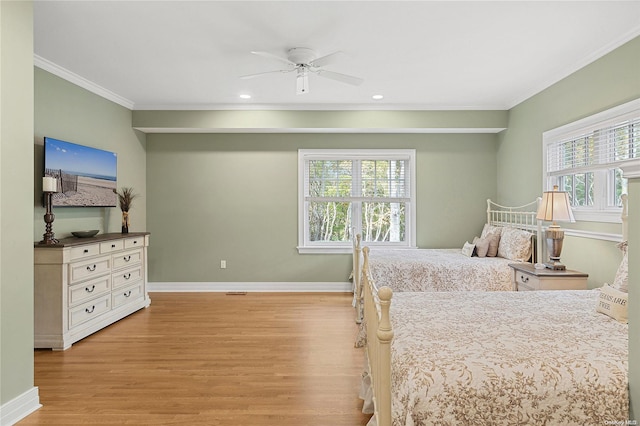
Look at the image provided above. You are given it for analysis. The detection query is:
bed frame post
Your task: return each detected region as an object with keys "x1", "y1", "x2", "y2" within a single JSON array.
[
  {"x1": 362, "y1": 246, "x2": 393, "y2": 426},
  {"x1": 622, "y1": 194, "x2": 628, "y2": 241},
  {"x1": 376, "y1": 286, "x2": 394, "y2": 426},
  {"x1": 353, "y1": 233, "x2": 362, "y2": 323},
  {"x1": 486, "y1": 198, "x2": 491, "y2": 225},
  {"x1": 536, "y1": 196, "x2": 543, "y2": 264}
]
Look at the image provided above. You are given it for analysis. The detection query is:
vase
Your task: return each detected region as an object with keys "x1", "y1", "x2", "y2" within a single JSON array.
[{"x1": 122, "y1": 211, "x2": 130, "y2": 233}]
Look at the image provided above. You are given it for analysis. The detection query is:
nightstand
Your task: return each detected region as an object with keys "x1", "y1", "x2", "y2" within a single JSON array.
[{"x1": 509, "y1": 263, "x2": 588, "y2": 291}]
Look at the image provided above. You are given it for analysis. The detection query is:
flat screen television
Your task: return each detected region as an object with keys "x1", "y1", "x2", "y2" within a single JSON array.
[{"x1": 44, "y1": 137, "x2": 118, "y2": 207}]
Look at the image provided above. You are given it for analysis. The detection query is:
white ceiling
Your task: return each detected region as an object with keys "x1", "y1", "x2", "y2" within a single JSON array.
[{"x1": 33, "y1": 1, "x2": 640, "y2": 111}]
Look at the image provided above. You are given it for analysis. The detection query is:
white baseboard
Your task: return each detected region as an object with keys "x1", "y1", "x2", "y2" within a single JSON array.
[
  {"x1": 148, "y1": 281, "x2": 352, "y2": 292},
  {"x1": 1, "y1": 387, "x2": 41, "y2": 426}
]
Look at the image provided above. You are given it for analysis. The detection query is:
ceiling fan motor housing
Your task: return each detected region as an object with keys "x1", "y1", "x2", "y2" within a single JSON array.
[{"x1": 287, "y1": 47, "x2": 317, "y2": 65}]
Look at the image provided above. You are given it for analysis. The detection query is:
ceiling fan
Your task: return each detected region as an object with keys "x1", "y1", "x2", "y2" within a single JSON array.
[{"x1": 240, "y1": 47, "x2": 364, "y2": 95}]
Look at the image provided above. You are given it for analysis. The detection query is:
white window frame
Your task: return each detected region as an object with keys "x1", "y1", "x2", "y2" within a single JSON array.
[
  {"x1": 298, "y1": 149, "x2": 417, "y2": 254},
  {"x1": 542, "y1": 98, "x2": 640, "y2": 223}
]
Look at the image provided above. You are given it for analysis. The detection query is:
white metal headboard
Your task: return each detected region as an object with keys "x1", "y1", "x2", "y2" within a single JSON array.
[{"x1": 486, "y1": 198, "x2": 543, "y2": 263}]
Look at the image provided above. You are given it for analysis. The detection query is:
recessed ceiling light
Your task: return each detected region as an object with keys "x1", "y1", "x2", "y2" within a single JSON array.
[
  {"x1": 239, "y1": 94, "x2": 251, "y2": 99},
  {"x1": 372, "y1": 94, "x2": 384, "y2": 100}
]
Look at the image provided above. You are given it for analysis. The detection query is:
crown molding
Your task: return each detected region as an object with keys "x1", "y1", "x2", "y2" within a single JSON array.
[
  {"x1": 34, "y1": 55, "x2": 135, "y2": 110},
  {"x1": 133, "y1": 127, "x2": 506, "y2": 134},
  {"x1": 506, "y1": 25, "x2": 640, "y2": 109},
  {"x1": 132, "y1": 102, "x2": 509, "y2": 111}
]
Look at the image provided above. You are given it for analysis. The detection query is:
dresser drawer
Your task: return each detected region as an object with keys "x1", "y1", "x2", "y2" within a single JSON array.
[
  {"x1": 112, "y1": 282, "x2": 144, "y2": 309},
  {"x1": 100, "y1": 239, "x2": 125, "y2": 254},
  {"x1": 112, "y1": 265, "x2": 143, "y2": 289},
  {"x1": 68, "y1": 275, "x2": 111, "y2": 306},
  {"x1": 112, "y1": 249, "x2": 142, "y2": 270},
  {"x1": 69, "y1": 294, "x2": 111, "y2": 329},
  {"x1": 69, "y1": 243, "x2": 101, "y2": 261},
  {"x1": 69, "y1": 256, "x2": 111, "y2": 284},
  {"x1": 124, "y1": 237, "x2": 145, "y2": 250}
]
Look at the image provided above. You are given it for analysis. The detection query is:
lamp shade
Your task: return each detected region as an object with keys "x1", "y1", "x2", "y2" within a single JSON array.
[
  {"x1": 536, "y1": 186, "x2": 575, "y2": 223},
  {"x1": 42, "y1": 176, "x2": 58, "y2": 193}
]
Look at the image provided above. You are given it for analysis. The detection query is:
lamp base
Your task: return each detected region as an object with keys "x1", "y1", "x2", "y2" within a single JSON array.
[{"x1": 544, "y1": 260, "x2": 566, "y2": 270}]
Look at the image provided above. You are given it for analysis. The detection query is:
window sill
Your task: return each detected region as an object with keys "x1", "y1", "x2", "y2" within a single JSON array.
[
  {"x1": 297, "y1": 246, "x2": 353, "y2": 254},
  {"x1": 297, "y1": 244, "x2": 418, "y2": 254},
  {"x1": 572, "y1": 209, "x2": 623, "y2": 224}
]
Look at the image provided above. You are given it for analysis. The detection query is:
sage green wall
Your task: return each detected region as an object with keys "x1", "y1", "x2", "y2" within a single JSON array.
[
  {"x1": 146, "y1": 133, "x2": 497, "y2": 283},
  {"x1": 498, "y1": 35, "x2": 640, "y2": 419},
  {"x1": 497, "y1": 36, "x2": 640, "y2": 289},
  {"x1": 1, "y1": 0, "x2": 35, "y2": 406},
  {"x1": 34, "y1": 68, "x2": 147, "y2": 240}
]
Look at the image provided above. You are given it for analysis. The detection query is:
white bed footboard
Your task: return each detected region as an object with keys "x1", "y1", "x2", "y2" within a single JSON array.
[{"x1": 362, "y1": 246, "x2": 393, "y2": 426}]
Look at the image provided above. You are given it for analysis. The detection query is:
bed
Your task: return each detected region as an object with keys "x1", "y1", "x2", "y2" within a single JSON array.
[
  {"x1": 359, "y1": 197, "x2": 630, "y2": 426},
  {"x1": 352, "y1": 198, "x2": 543, "y2": 323}
]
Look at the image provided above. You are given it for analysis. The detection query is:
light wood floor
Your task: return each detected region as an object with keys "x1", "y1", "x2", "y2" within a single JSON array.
[{"x1": 20, "y1": 292, "x2": 372, "y2": 425}]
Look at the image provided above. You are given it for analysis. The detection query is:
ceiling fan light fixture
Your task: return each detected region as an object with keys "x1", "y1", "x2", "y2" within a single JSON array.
[
  {"x1": 239, "y1": 94, "x2": 252, "y2": 99},
  {"x1": 372, "y1": 94, "x2": 384, "y2": 100},
  {"x1": 296, "y1": 69, "x2": 309, "y2": 95}
]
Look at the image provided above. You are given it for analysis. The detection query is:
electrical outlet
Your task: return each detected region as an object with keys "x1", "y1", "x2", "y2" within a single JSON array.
[{"x1": 220, "y1": 260, "x2": 226, "y2": 269}]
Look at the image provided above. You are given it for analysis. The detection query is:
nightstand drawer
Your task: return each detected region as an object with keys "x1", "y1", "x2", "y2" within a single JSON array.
[{"x1": 515, "y1": 272, "x2": 539, "y2": 290}]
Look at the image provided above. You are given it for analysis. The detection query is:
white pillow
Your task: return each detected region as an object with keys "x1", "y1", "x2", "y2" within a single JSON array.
[
  {"x1": 461, "y1": 241, "x2": 475, "y2": 257},
  {"x1": 612, "y1": 241, "x2": 628, "y2": 293},
  {"x1": 480, "y1": 225, "x2": 502, "y2": 257},
  {"x1": 596, "y1": 284, "x2": 628, "y2": 323},
  {"x1": 472, "y1": 236, "x2": 490, "y2": 257},
  {"x1": 497, "y1": 227, "x2": 532, "y2": 262}
]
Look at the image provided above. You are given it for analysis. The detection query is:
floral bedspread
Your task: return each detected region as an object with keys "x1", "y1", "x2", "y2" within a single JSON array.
[
  {"x1": 366, "y1": 249, "x2": 515, "y2": 292},
  {"x1": 388, "y1": 290, "x2": 628, "y2": 426}
]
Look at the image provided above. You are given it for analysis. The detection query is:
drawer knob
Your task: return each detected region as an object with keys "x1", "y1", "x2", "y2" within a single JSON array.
[
  {"x1": 520, "y1": 274, "x2": 529, "y2": 283},
  {"x1": 111, "y1": 244, "x2": 116, "y2": 248},
  {"x1": 123, "y1": 255, "x2": 131, "y2": 262},
  {"x1": 133, "y1": 240, "x2": 137, "y2": 244},
  {"x1": 124, "y1": 290, "x2": 132, "y2": 298},
  {"x1": 124, "y1": 273, "x2": 131, "y2": 280},
  {"x1": 83, "y1": 249, "x2": 89, "y2": 254},
  {"x1": 85, "y1": 285, "x2": 95, "y2": 293},
  {"x1": 86, "y1": 264, "x2": 97, "y2": 272},
  {"x1": 85, "y1": 305, "x2": 95, "y2": 314}
]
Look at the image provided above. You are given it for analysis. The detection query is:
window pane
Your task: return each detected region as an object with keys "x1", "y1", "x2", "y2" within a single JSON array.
[
  {"x1": 308, "y1": 160, "x2": 352, "y2": 197},
  {"x1": 308, "y1": 201, "x2": 351, "y2": 242},
  {"x1": 560, "y1": 173, "x2": 593, "y2": 207},
  {"x1": 361, "y1": 160, "x2": 407, "y2": 198},
  {"x1": 566, "y1": 173, "x2": 594, "y2": 206},
  {"x1": 613, "y1": 168, "x2": 628, "y2": 207},
  {"x1": 361, "y1": 202, "x2": 405, "y2": 242}
]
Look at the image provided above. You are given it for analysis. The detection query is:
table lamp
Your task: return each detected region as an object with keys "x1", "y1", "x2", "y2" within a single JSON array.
[{"x1": 536, "y1": 185, "x2": 575, "y2": 270}]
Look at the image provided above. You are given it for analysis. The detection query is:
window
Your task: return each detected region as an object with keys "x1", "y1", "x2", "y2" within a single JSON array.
[
  {"x1": 543, "y1": 98, "x2": 639, "y2": 223},
  {"x1": 298, "y1": 149, "x2": 416, "y2": 253}
]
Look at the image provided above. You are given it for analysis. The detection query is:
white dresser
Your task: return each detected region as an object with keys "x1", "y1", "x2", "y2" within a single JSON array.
[{"x1": 34, "y1": 232, "x2": 151, "y2": 350}]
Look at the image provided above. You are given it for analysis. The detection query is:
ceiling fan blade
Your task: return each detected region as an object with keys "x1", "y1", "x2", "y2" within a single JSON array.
[
  {"x1": 251, "y1": 51, "x2": 296, "y2": 66},
  {"x1": 316, "y1": 69, "x2": 364, "y2": 86},
  {"x1": 309, "y1": 51, "x2": 344, "y2": 68},
  {"x1": 239, "y1": 69, "x2": 293, "y2": 80}
]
